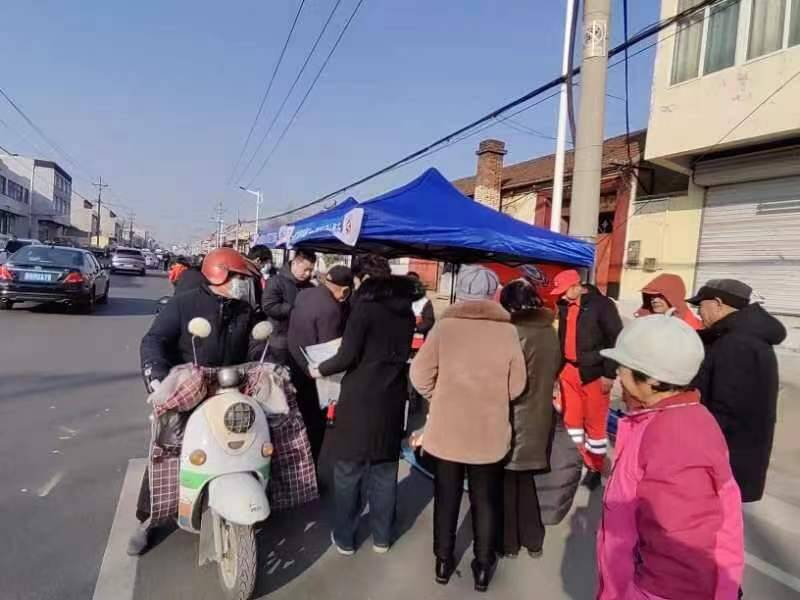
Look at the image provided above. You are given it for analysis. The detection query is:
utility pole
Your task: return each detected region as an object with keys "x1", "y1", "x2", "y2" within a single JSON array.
[
  {"x1": 128, "y1": 212, "x2": 135, "y2": 246},
  {"x1": 236, "y1": 209, "x2": 241, "y2": 253},
  {"x1": 569, "y1": 0, "x2": 611, "y2": 261},
  {"x1": 212, "y1": 200, "x2": 225, "y2": 249},
  {"x1": 93, "y1": 176, "x2": 109, "y2": 247},
  {"x1": 551, "y1": 0, "x2": 576, "y2": 233}
]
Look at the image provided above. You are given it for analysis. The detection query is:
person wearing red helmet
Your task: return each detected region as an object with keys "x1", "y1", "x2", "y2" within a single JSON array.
[
  {"x1": 550, "y1": 269, "x2": 622, "y2": 490},
  {"x1": 131, "y1": 247, "x2": 265, "y2": 556}
]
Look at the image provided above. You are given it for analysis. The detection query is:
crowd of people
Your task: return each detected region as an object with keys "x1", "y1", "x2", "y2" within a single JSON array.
[{"x1": 137, "y1": 245, "x2": 787, "y2": 597}]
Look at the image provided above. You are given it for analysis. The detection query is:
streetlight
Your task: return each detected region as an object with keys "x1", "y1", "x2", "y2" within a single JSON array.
[{"x1": 239, "y1": 186, "x2": 262, "y2": 244}]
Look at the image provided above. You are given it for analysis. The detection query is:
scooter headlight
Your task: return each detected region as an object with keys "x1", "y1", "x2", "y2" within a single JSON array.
[{"x1": 224, "y1": 402, "x2": 256, "y2": 433}]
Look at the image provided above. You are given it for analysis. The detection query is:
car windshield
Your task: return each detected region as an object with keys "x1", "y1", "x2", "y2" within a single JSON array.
[
  {"x1": 115, "y1": 249, "x2": 142, "y2": 257},
  {"x1": 5, "y1": 240, "x2": 33, "y2": 254},
  {"x1": 11, "y1": 246, "x2": 84, "y2": 267}
]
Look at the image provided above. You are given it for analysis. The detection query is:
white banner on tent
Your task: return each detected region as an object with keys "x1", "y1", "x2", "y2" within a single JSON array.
[{"x1": 334, "y1": 208, "x2": 364, "y2": 247}]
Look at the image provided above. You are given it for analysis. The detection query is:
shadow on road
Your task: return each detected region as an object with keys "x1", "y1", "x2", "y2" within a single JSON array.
[
  {"x1": 0, "y1": 371, "x2": 141, "y2": 401},
  {"x1": 109, "y1": 274, "x2": 146, "y2": 289},
  {"x1": 252, "y1": 464, "x2": 434, "y2": 597},
  {"x1": 560, "y1": 487, "x2": 603, "y2": 600},
  {"x1": 96, "y1": 297, "x2": 157, "y2": 317}
]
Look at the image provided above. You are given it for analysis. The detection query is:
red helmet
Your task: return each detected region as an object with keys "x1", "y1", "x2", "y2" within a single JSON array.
[{"x1": 201, "y1": 247, "x2": 259, "y2": 285}]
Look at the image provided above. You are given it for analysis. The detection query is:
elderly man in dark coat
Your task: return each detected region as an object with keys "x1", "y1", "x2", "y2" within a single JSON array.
[{"x1": 689, "y1": 279, "x2": 786, "y2": 503}]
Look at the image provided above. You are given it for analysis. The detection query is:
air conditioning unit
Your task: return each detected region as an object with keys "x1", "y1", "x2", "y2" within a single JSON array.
[{"x1": 643, "y1": 258, "x2": 658, "y2": 272}]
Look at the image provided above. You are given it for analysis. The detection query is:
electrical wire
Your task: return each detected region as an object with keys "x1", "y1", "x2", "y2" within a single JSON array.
[
  {"x1": 226, "y1": 0, "x2": 308, "y2": 185},
  {"x1": 256, "y1": 1, "x2": 721, "y2": 225},
  {"x1": 235, "y1": 0, "x2": 345, "y2": 185},
  {"x1": 245, "y1": 0, "x2": 367, "y2": 187}
]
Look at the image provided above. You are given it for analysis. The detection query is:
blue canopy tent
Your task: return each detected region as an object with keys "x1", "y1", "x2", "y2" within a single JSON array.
[
  {"x1": 279, "y1": 168, "x2": 593, "y2": 267},
  {"x1": 253, "y1": 198, "x2": 358, "y2": 248}
]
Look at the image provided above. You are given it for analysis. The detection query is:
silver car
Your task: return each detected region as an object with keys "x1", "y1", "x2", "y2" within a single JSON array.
[{"x1": 111, "y1": 248, "x2": 146, "y2": 276}]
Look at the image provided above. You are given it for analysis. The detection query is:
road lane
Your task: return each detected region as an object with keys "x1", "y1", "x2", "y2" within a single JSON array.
[{"x1": 0, "y1": 272, "x2": 169, "y2": 600}]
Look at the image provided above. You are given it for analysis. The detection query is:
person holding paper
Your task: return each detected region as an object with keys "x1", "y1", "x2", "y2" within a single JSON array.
[
  {"x1": 288, "y1": 265, "x2": 353, "y2": 462},
  {"x1": 311, "y1": 270, "x2": 422, "y2": 556}
]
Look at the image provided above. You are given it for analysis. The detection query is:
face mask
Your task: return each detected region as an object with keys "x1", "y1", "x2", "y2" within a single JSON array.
[
  {"x1": 228, "y1": 277, "x2": 252, "y2": 302},
  {"x1": 260, "y1": 264, "x2": 272, "y2": 277}
]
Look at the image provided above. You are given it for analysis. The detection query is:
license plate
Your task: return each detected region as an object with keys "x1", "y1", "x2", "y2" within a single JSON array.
[{"x1": 23, "y1": 272, "x2": 54, "y2": 282}]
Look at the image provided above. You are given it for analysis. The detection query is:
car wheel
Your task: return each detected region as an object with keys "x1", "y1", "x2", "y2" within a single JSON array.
[
  {"x1": 140, "y1": 269, "x2": 146, "y2": 277},
  {"x1": 80, "y1": 290, "x2": 96, "y2": 314},
  {"x1": 97, "y1": 281, "x2": 110, "y2": 305},
  {"x1": 0, "y1": 301, "x2": 13, "y2": 311}
]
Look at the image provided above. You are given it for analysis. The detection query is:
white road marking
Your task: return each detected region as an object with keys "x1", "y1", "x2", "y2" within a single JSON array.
[
  {"x1": 744, "y1": 494, "x2": 800, "y2": 536},
  {"x1": 58, "y1": 425, "x2": 78, "y2": 437},
  {"x1": 91, "y1": 458, "x2": 146, "y2": 600},
  {"x1": 746, "y1": 553, "x2": 800, "y2": 593},
  {"x1": 37, "y1": 471, "x2": 64, "y2": 497}
]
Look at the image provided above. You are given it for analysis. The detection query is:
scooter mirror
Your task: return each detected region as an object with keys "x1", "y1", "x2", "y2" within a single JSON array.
[
  {"x1": 188, "y1": 317, "x2": 212, "y2": 339},
  {"x1": 252, "y1": 321, "x2": 273, "y2": 341}
]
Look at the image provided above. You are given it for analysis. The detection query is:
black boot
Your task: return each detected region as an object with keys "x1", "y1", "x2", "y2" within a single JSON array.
[
  {"x1": 581, "y1": 470, "x2": 602, "y2": 490},
  {"x1": 435, "y1": 557, "x2": 456, "y2": 585},
  {"x1": 471, "y1": 556, "x2": 498, "y2": 593}
]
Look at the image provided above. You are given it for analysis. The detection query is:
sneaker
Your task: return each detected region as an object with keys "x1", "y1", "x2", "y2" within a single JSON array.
[
  {"x1": 527, "y1": 548, "x2": 543, "y2": 559},
  {"x1": 581, "y1": 470, "x2": 602, "y2": 491},
  {"x1": 373, "y1": 543, "x2": 390, "y2": 554},
  {"x1": 330, "y1": 531, "x2": 355, "y2": 556}
]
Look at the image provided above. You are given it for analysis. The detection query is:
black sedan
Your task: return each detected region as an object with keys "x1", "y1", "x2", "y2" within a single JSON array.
[{"x1": 0, "y1": 245, "x2": 110, "y2": 313}]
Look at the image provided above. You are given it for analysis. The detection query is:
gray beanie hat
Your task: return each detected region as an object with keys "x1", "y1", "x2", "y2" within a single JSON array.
[{"x1": 456, "y1": 265, "x2": 500, "y2": 302}]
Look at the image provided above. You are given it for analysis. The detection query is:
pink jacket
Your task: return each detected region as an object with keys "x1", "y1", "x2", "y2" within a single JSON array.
[{"x1": 596, "y1": 391, "x2": 744, "y2": 599}]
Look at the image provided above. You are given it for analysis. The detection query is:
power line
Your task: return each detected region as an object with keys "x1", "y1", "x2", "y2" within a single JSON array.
[
  {"x1": 235, "y1": 0, "x2": 346, "y2": 184},
  {"x1": 245, "y1": 0, "x2": 367, "y2": 187},
  {"x1": 254, "y1": 0, "x2": 721, "y2": 224},
  {"x1": 227, "y1": 0, "x2": 308, "y2": 185}
]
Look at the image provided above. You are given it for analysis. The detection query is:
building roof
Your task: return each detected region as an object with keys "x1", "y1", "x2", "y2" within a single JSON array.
[{"x1": 452, "y1": 129, "x2": 646, "y2": 196}]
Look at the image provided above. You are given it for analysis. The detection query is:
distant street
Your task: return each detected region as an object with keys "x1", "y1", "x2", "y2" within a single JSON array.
[{"x1": 1, "y1": 273, "x2": 800, "y2": 599}]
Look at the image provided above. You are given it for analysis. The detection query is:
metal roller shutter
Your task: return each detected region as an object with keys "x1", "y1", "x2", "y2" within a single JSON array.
[{"x1": 695, "y1": 176, "x2": 800, "y2": 316}]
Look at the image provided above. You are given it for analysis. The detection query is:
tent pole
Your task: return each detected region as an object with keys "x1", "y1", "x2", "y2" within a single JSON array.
[{"x1": 449, "y1": 264, "x2": 458, "y2": 304}]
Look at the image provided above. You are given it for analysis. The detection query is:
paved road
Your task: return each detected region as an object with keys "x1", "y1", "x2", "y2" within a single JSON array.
[
  {"x1": 1, "y1": 275, "x2": 799, "y2": 600},
  {"x1": 0, "y1": 272, "x2": 167, "y2": 600}
]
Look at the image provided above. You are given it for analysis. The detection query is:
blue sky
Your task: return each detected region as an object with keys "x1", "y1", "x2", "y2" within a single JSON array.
[{"x1": 0, "y1": 1, "x2": 660, "y2": 244}]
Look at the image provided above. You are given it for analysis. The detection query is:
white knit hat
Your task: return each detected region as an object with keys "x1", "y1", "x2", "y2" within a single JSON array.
[{"x1": 600, "y1": 314, "x2": 704, "y2": 386}]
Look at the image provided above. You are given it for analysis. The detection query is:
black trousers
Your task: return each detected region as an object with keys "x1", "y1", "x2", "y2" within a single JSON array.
[
  {"x1": 290, "y1": 362, "x2": 327, "y2": 463},
  {"x1": 433, "y1": 457, "x2": 502, "y2": 565},
  {"x1": 501, "y1": 469, "x2": 545, "y2": 554}
]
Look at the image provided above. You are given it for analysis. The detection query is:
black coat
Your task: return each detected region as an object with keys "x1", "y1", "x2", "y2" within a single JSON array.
[
  {"x1": 141, "y1": 285, "x2": 263, "y2": 382},
  {"x1": 288, "y1": 285, "x2": 347, "y2": 377},
  {"x1": 556, "y1": 285, "x2": 622, "y2": 383},
  {"x1": 318, "y1": 276, "x2": 418, "y2": 462},
  {"x1": 694, "y1": 303, "x2": 786, "y2": 502},
  {"x1": 262, "y1": 265, "x2": 313, "y2": 355},
  {"x1": 173, "y1": 267, "x2": 207, "y2": 295},
  {"x1": 507, "y1": 309, "x2": 562, "y2": 471}
]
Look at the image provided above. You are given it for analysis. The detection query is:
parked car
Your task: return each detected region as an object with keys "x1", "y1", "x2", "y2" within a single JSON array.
[
  {"x1": 111, "y1": 247, "x2": 147, "y2": 275},
  {"x1": 0, "y1": 238, "x2": 42, "y2": 265},
  {"x1": 0, "y1": 245, "x2": 110, "y2": 313}
]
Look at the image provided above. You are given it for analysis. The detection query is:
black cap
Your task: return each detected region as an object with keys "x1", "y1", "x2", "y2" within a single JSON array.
[
  {"x1": 326, "y1": 265, "x2": 354, "y2": 288},
  {"x1": 687, "y1": 279, "x2": 752, "y2": 309}
]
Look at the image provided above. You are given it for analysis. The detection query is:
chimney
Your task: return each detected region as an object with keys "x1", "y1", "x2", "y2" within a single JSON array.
[{"x1": 474, "y1": 139, "x2": 507, "y2": 210}]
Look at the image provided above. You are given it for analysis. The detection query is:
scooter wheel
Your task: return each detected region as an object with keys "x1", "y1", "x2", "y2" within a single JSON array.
[{"x1": 218, "y1": 520, "x2": 257, "y2": 600}]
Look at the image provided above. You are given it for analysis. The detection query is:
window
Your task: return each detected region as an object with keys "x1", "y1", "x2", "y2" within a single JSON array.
[
  {"x1": 706, "y1": 0, "x2": 740, "y2": 73},
  {"x1": 626, "y1": 240, "x2": 642, "y2": 266},
  {"x1": 672, "y1": 0, "x2": 706, "y2": 83},
  {"x1": 0, "y1": 210, "x2": 15, "y2": 235},
  {"x1": 792, "y1": 0, "x2": 800, "y2": 45},
  {"x1": 0, "y1": 175, "x2": 6, "y2": 196},
  {"x1": 7, "y1": 180, "x2": 27, "y2": 204},
  {"x1": 749, "y1": 0, "x2": 787, "y2": 58},
  {"x1": 672, "y1": 0, "x2": 800, "y2": 84}
]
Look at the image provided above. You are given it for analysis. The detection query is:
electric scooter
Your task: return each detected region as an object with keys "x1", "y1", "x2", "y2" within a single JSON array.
[{"x1": 176, "y1": 317, "x2": 277, "y2": 600}]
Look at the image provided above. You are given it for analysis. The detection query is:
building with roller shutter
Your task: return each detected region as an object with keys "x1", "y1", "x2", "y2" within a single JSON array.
[{"x1": 630, "y1": 0, "x2": 800, "y2": 346}]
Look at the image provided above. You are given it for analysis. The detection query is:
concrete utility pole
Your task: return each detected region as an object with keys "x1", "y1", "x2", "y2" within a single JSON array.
[
  {"x1": 212, "y1": 200, "x2": 225, "y2": 249},
  {"x1": 93, "y1": 176, "x2": 109, "y2": 247},
  {"x1": 569, "y1": 0, "x2": 611, "y2": 251}
]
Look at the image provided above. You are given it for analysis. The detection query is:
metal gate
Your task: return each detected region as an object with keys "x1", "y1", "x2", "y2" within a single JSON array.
[{"x1": 695, "y1": 176, "x2": 800, "y2": 316}]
